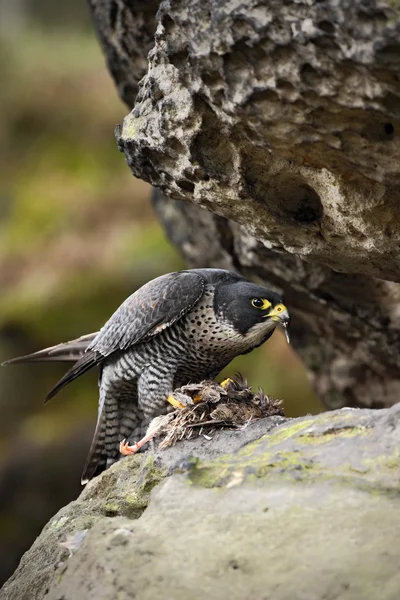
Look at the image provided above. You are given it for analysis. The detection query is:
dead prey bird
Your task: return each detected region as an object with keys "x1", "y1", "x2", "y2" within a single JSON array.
[
  {"x1": 120, "y1": 374, "x2": 284, "y2": 454},
  {"x1": 4, "y1": 269, "x2": 290, "y2": 483}
]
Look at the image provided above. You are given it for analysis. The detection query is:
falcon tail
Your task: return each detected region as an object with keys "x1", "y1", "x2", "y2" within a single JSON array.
[
  {"x1": 81, "y1": 408, "x2": 108, "y2": 484},
  {"x1": 2, "y1": 333, "x2": 98, "y2": 365},
  {"x1": 45, "y1": 351, "x2": 102, "y2": 402},
  {"x1": 81, "y1": 395, "x2": 123, "y2": 484}
]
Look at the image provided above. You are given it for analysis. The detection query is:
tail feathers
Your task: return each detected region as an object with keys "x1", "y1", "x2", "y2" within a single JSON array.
[
  {"x1": 81, "y1": 403, "x2": 121, "y2": 484},
  {"x1": 81, "y1": 409, "x2": 107, "y2": 485},
  {"x1": 45, "y1": 351, "x2": 101, "y2": 402},
  {"x1": 2, "y1": 333, "x2": 98, "y2": 366},
  {"x1": 82, "y1": 397, "x2": 143, "y2": 484}
]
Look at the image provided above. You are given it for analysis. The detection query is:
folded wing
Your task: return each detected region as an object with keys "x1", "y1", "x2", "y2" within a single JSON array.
[{"x1": 23, "y1": 271, "x2": 206, "y2": 401}]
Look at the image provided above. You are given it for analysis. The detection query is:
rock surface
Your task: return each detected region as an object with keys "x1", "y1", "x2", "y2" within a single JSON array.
[
  {"x1": 87, "y1": 0, "x2": 400, "y2": 411},
  {"x1": 2, "y1": 404, "x2": 400, "y2": 600},
  {"x1": 118, "y1": 0, "x2": 400, "y2": 282}
]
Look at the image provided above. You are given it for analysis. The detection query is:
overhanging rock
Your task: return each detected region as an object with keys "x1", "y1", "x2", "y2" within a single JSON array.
[{"x1": 117, "y1": 0, "x2": 400, "y2": 282}]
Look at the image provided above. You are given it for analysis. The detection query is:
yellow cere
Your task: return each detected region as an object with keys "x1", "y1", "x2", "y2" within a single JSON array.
[
  {"x1": 267, "y1": 303, "x2": 288, "y2": 320},
  {"x1": 272, "y1": 303, "x2": 286, "y2": 314}
]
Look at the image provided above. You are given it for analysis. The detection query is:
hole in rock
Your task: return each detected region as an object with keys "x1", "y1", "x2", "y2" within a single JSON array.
[
  {"x1": 318, "y1": 20, "x2": 334, "y2": 34},
  {"x1": 384, "y1": 122, "x2": 394, "y2": 135},
  {"x1": 177, "y1": 180, "x2": 195, "y2": 193},
  {"x1": 243, "y1": 152, "x2": 323, "y2": 226}
]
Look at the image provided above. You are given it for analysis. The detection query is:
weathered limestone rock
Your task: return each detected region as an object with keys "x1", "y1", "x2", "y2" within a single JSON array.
[
  {"x1": 2, "y1": 405, "x2": 400, "y2": 600},
  {"x1": 87, "y1": 0, "x2": 400, "y2": 411},
  {"x1": 118, "y1": 0, "x2": 400, "y2": 281}
]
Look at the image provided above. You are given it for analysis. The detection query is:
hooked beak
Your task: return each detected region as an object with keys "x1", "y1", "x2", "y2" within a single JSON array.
[{"x1": 266, "y1": 304, "x2": 291, "y2": 344}]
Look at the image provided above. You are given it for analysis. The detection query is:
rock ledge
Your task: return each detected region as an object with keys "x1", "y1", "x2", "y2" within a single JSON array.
[{"x1": 2, "y1": 404, "x2": 400, "y2": 600}]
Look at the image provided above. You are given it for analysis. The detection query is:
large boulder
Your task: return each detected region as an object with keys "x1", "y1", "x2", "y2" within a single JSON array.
[{"x1": 2, "y1": 404, "x2": 400, "y2": 599}]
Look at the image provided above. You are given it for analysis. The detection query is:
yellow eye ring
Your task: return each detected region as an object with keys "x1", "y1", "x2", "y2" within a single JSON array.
[
  {"x1": 251, "y1": 298, "x2": 264, "y2": 308},
  {"x1": 251, "y1": 298, "x2": 271, "y2": 310},
  {"x1": 276, "y1": 306, "x2": 282, "y2": 312}
]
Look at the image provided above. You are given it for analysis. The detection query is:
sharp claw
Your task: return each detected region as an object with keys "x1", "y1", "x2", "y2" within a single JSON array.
[
  {"x1": 119, "y1": 439, "x2": 139, "y2": 456},
  {"x1": 120, "y1": 429, "x2": 158, "y2": 456}
]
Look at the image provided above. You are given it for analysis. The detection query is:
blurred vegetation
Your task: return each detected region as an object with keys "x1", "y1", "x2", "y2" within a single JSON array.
[{"x1": 0, "y1": 10, "x2": 322, "y2": 588}]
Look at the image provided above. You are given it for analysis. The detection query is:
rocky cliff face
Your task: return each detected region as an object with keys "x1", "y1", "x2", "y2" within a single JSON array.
[
  {"x1": 5, "y1": 5, "x2": 396, "y2": 596},
  {"x1": 87, "y1": 0, "x2": 400, "y2": 411},
  {"x1": 2, "y1": 405, "x2": 400, "y2": 600}
]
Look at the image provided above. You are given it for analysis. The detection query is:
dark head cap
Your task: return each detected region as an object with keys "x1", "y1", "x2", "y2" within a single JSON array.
[{"x1": 214, "y1": 279, "x2": 290, "y2": 337}]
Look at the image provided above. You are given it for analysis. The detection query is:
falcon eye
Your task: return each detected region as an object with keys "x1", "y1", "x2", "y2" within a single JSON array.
[
  {"x1": 251, "y1": 298, "x2": 265, "y2": 309},
  {"x1": 276, "y1": 306, "x2": 282, "y2": 312}
]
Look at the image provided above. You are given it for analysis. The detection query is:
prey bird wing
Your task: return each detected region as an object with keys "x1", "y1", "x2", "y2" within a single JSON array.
[
  {"x1": 2, "y1": 333, "x2": 97, "y2": 365},
  {"x1": 45, "y1": 271, "x2": 206, "y2": 401}
]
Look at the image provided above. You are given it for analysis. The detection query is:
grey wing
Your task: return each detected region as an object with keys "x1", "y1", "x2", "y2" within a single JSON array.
[
  {"x1": 88, "y1": 270, "x2": 206, "y2": 356},
  {"x1": 43, "y1": 271, "x2": 206, "y2": 401},
  {"x1": 2, "y1": 333, "x2": 97, "y2": 365}
]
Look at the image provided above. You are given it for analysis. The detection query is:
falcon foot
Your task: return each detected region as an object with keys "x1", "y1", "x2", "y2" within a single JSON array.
[
  {"x1": 167, "y1": 392, "x2": 193, "y2": 409},
  {"x1": 119, "y1": 439, "x2": 141, "y2": 455},
  {"x1": 119, "y1": 414, "x2": 176, "y2": 456},
  {"x1": 220, "y1": 377, "x2": 235, "y2": 389}
]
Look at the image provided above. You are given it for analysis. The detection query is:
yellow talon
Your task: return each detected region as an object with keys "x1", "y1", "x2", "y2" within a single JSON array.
[
  {"x1": 167, "y1": 394, "x2": 185, "y2": 409},
  {"x1": 220, "y1": 378, "x2": 234, "y2": 389}
]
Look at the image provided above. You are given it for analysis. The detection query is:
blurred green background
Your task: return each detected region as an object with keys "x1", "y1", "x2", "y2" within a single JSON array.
[{"x1": 0, "y1": 0, "x2": 323, "y2": 586}]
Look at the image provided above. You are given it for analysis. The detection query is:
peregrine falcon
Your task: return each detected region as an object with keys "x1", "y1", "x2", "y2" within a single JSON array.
[{"x1": 4, "y1": 269, "x2": 290, "y2": 482}]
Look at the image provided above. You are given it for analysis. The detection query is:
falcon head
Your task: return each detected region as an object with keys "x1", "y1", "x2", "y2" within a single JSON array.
[{"x1": 214, "y1": 279, "x2": 290, "y2": 343}]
